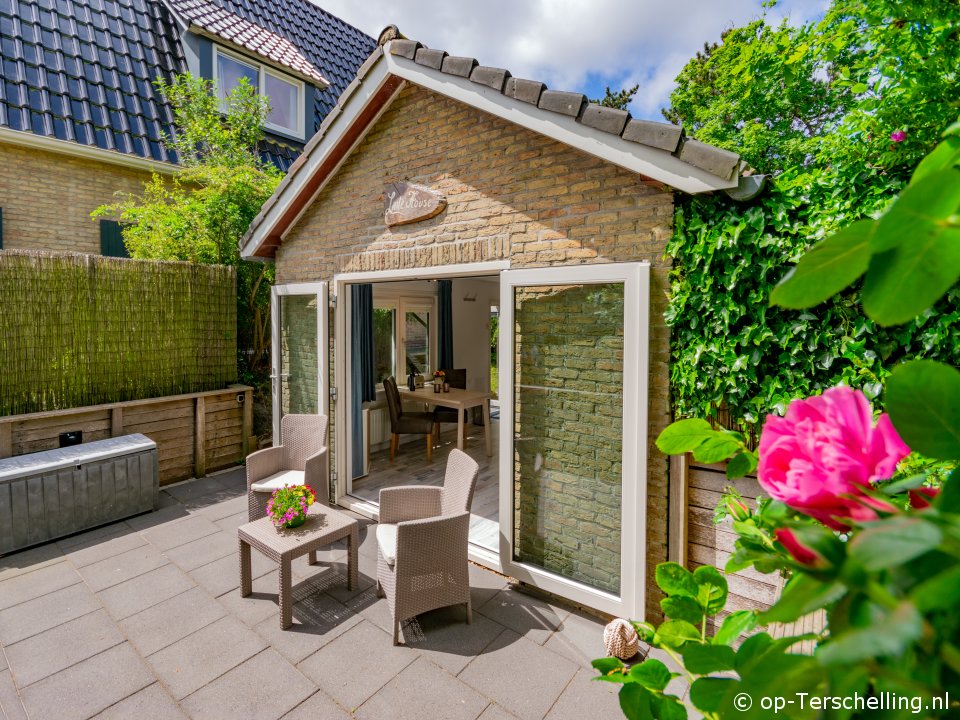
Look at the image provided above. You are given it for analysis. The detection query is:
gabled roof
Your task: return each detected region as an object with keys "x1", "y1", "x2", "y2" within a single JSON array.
[
  {"x1": 240, "y1": 32, "x2": 744, "y2": 260},
  {"x1": 166, "y1": 0, "x2": 328, "y2": 85},
  {"x1": 0, "y1": 0, "x2": 374, "y2": 170}
]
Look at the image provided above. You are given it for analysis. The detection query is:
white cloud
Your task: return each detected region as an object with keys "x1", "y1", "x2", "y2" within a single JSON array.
[{"x1": 311, "y1": 0, "x2": 827, "y2": 119}]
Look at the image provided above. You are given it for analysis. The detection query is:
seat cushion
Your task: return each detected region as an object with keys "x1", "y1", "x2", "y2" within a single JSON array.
[
  {"x1": 250, "y1": 469, "x2": 305, "y2": 493},
  {"x1": 376, "y1": 523, "x2": 398, "y2": 567}
]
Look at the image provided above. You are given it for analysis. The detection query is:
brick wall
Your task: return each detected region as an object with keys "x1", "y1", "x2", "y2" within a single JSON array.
[
  {"x1": 0, "y1": 142, "x2": 151, "y2": 254},
  {"x1": 278, "y1": 83, "x2": 674, "y2": 620}
]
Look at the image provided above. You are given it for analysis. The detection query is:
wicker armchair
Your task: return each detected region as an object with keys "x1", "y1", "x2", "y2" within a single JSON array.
[
  {"x1": 375, "y1": 448, "x2": 480, "y2": 645},
  {"x1": 246, "y1": 414, "x2": 329, "y2": 521}
]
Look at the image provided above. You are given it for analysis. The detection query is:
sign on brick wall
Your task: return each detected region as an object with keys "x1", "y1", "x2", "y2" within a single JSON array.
[{"x1": 383, "y1": 182, "x2": 447, "y2": 226}]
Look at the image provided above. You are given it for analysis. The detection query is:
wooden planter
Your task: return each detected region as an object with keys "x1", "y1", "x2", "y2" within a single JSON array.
[{"x1": 0, "y1": 434, "x2": 158, "y2": 554}]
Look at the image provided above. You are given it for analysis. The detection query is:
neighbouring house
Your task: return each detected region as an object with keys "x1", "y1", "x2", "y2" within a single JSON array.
[
  {"x1": 0, "y1": 0, "x2": 375, "y2": 254},
  {"x1": 241, "y1": 30, "x2": 754, "y2": 622}
]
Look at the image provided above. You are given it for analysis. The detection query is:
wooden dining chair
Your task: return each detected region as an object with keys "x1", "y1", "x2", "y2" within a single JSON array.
[{"x1": 383, "y1": 377, "x2": 438, "y2": 462}]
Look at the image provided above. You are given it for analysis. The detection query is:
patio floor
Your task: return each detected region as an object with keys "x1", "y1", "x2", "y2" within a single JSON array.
[{"x1": 0, "y1": 467, "x2": 631, "y2": 720}]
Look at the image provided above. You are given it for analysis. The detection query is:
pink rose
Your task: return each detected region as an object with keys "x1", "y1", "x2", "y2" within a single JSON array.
[
  {"x1": 890, "y1": 130, "x2": 907, "y2": 143},
  {"x1": 775, "y1": 528, "x2": 828, "y2": 568},
  {"x1": 757, "y1": 386, "x2": 909, "y2": 530},
  {"x1": 909, "y1": 487, "x2": 939, "y2": 509}
]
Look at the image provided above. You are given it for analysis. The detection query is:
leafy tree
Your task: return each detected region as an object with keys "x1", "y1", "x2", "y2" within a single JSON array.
[
  {"x1": 662, "y1": 0, "x2": 960, "y2": 427},
  {"x1": 591, "y1": 84, "x2": 639, "y2": 111},
  {"x1": 94, "y1": 75, "x2": 281, "y2": 378}
]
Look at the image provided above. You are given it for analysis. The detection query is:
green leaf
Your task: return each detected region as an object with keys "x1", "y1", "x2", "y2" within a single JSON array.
[
  {"x1": 592, "y1": 657, "x2": 626, "y2": 675},
  {"x1": 681, "y1": 644, "x2": 736, "y2": 674},
  {"x1": 689, "y1": 677, "x2": 735, "y2": 713},
  {"x1": 862, "y1": 169, "x2": 960, "y2": 325},
  {"x1": 661, "y1": 596, "x2": 704, "y2": 625},
  {"x1": 726, "y1": 451, "x2": 758, "y2": 479},
  {"x1": 939, "y1": 467, "x2": 960, "y2": 513},
  {"x1": 691, "y1": 434, "x2": 742, "y2": 464},
  {"x1": 886, "y1": 360, "x2": 960, "y2": 460},
  {"x1": 848, "y1": 516, "x2": 943, "y2": 571},
  {"x1": 618, "y1": 683, "x2": 653, "y2": 720},
  {"x1": 631, "y1": 621, "x2": 656, "y2": 644},
  {"x1": 759, "y1": 574, "x2": 846, "y2": 624},
  {"x1": 654, "y1": 620, "x2": 702, "y2": 649},
  {"x1": 628, "y1": 659, "x2": 672, "y2": 691},
  {"x1": 816, "y1": 602, "x2": 923, "y2": 665},
  {"x1": 911, "y1": 566, "x2": 960, "y2": 612},
  {"x1": 693, "y1": 566, "x2": 728, "y2": 615},
  {"x1": 769, "y1": 220, "x2": 874, "y2": 309},
  {"x1": 655, "y1": 562, "x2": 699, "y2": 598},
  {"x1": 652, "y1": 695, "x2": 687, "y2": 720},
  {"x1": 912, "y1": 136, "x2": 960, "y2": 184},
  {"x1": 713, "y1": 610, "x2": 759, "y2": 646},
  {"x1": 656, "y1": 418, "x2": 716, "y2": 455},
  {"x1": 878, "y1": 474, "x2": 928, "y2": 495}
]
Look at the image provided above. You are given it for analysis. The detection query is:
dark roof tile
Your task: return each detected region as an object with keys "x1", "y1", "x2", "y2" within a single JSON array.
[
  {"x1": 469, "y1": 65, "x2": 509, "y2": 92},
  {"x1": 580, "y1": 103, "x2": 629, "y2": 135},
  {"x1": 676, "y1": 138, "x2": 739, "y2": 180},
  {"x1": 440, "y1": 55, "x2": 477, "y2": 78},
  {"x1": 414, "y1": 46, "x2": 445, "y2": 70},
  {"x1": 538, "y1": 89, "x2": 586, "y2": 118},
  {"x1": 389, "y1": 38, "x2": 419, "y2": 60}
]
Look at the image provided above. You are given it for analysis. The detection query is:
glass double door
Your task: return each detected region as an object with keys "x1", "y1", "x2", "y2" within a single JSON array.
[{"x1": 498, "y1": 263, "x2": 650, "y2": 618}]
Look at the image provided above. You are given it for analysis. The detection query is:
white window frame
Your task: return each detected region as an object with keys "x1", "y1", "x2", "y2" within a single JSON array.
[
  {"x1": 398, "y1": 297, "x2": 437, "y2": 379},
  {"x1": 214, "y1": 46, "x2": 306, "y2": 140},
  {"x1": 372, "y1": 300, "x2": 398, "y2": 384}
]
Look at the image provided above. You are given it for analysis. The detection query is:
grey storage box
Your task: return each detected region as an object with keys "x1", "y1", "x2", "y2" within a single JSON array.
[{"x1": 0, "y1": 433, "x2": 159, "y2": 554}]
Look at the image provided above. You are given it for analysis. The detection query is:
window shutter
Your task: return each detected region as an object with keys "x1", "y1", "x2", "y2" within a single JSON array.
[{"x1": 99, "y1": 220, "x2": 129, "y2": 258}]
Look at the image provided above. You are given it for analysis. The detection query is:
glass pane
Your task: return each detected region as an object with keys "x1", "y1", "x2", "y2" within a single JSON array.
[
  {"x1": 280, "y1": 294, "x2": 318, "y2": 417},
  {"x1": 217, "y1": 53, "x2": 258, "y2": 104},
  {"x1": 373, "y1": 307, "x2": 396, "y2": 384},
  {"x1": 404, "y1": 310, "x2": 430, "y2": 376},
  {"x1": 513, "y1": 283, "x2": 624, "y2": 595},
  {"x1": 265, "y1": 72, "x2": 299, "y2": 133}
]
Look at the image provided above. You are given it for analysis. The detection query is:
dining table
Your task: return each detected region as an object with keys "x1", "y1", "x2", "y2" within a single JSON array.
[{"x1": 399, "y1": 384, "x2": 493, "y2": 456}]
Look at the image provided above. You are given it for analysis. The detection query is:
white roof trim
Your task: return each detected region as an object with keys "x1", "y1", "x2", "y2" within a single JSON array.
[
  {"x1": 384, "y1": 51, "x2": 735, "y2": 194},
  {"x1": 0, "y1": 126, "x2": 177, "y2": 174}
]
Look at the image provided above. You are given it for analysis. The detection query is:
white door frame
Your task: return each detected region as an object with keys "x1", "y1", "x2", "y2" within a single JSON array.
[
  {"x1": 270, "y1": 282, "x2": 329, "y2": 444},
  {"x1": 498, "y1": 262, "x2": 650, "y2": 619}
]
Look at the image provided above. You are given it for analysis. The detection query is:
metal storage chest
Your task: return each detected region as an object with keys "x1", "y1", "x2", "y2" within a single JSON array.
[{"x1": 0, "y1": 434, "x2": 159, "y2": 554}]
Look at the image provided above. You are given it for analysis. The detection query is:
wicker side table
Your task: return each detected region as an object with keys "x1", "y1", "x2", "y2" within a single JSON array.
[{"x1": 238, "y1": 503, "x2": 359, "y2": 629}]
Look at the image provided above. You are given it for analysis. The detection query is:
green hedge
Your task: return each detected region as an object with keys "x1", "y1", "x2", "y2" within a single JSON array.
[{"x1": 0, "y1": 251, "x2": 236, "y2": 415}]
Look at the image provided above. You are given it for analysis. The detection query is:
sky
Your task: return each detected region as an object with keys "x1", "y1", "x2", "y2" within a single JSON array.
[{"x1": 310, "y1": 0, "x2": 827, "y2": 121}]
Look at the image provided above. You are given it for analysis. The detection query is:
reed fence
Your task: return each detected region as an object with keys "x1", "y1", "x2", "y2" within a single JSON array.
[{"x1": 0, "y1": 250, "x2": 236, "y2": 416}]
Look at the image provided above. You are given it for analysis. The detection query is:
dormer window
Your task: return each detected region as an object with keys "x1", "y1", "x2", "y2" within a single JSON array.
[{"x1": 215, "y1": 47, "x2": 305, "y2": 140}]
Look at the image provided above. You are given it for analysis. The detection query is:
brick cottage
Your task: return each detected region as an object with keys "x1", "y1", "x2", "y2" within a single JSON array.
[{"x1": 241, "y1": 29, "x2": 751, "y2": 622}]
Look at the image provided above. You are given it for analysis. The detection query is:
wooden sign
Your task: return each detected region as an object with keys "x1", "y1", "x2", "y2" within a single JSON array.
[{"x1": 384, "y1": 182, "x2": 447, "y2": 226}]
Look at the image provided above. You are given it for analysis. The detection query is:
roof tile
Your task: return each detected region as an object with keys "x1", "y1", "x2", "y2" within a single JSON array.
[
  {"x1": 414, "y1": 47, "x2": 446, "y2": 71},
  {"x1": 579, "y1": 103, "x2": 629, "y2": 135},
  {"x1": 676, "y1": 138, "x2": 740, "y2": 180},
  {"x1": 537, "y1": 89, "x2": 586, "y2": 118},
  {"x1": 440, "y1": 55, "x2": 477, "y2": 78},
  {"x1": 469, "y1": 65, "x2": 510, "y2": 92},
  {"x1": 621, "y1": 118, "x2": 682, "y2": 152}
]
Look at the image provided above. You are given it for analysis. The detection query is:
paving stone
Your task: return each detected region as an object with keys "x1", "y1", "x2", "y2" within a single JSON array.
[
  {"x1": 357, "y1": 655, "x2": 488, "y2": 720},
  {"x1": 543, "y1": 609, "x2": 608, "y2": 668},
  {"x1": 214, "y1": 511, "x2": 249, "y2": 534},
  {"x1": 146, "y1": 616, "x2": 267, "y2": 700},
  {"x1": 298, "y1": 621, "x2": 419, "y2": 711},
  {"x1": 163, "y1": 476, "x2": 231, "y2": 504},
  {"x1": 140, "y1": 514, "x2": 221, "y2": 551},
  {"x1": 164, "y1": 530, "x2": 237, "y2": 571},
  {"x1": 4, "y1": 609, "x2": 123, "y2": 687},
  {"x1": 254, "y1": 589, "x2": 360, "y2": 664},
  {"x1": 0, "y1": 561, "x2": 81, "y2": 611},
  {"x1": 217, "y1": 571, "x2": 283, "y2": 627},
  {"x1": 0, "y1": 650, "x2": 6, "y2": 672},
  {"x1": 459, "y1": 630, "x2": 578, "y2": 720},
  {"x1": 18, "y1": 643, "x2": 153, "y2": 720},
  {"x1": 477, "y1": 703, "x2": 520, "y2": 720},
  {"x1": 0, "y1": 582, "x2": 100, "y2": 645},
  {"x1": 57, "y1": 523, "x2": 129, "y2": 550},
  {"x1": 181, "y1": 648, "x2": 315, "y2": 720},
  {"x1": 120, "y1": 586, "x2": 226, "y2": 656},
  {"x1": 98, "y1": 563, "x2": 195, "y2": 620},
  {"x1": 198, "y1": 494, "x2": 247, "y2": 523},
  {"x1": 213, "y1": 467, "x2": 247, "y2": 493},
  {"x1": 476, "y1": 587, "x2": 571, "y2": 645},
  {"x1": 0, "y1": 669, "x2": 27, "y2": 720},
  {"x1": 60, "y1": 527, "x2": 146, "y2": 568},
  {"x1": 94, "y1": 682, "x2": 187, "y2": 719},
  {"x1": 545, "y1": 666, "x2": 620, "y2": 719},
  {"x1": 468, "y1": 563, "x2": 510, "y2": 608},
  {"x1": 77, "y1": 544, "x2": 169, "y2": 592},
  {"x1": 0, "y1": 543, "x2": 65, "y2": 582},
  {"x1": 124, "y1": 504, "x2": 190, "y2": 532},
  {"x1": 188, "y1": 549, "x2": 273, "y2": 597},
  {"x1": 281, "y1": 689, "x2": 351, "y2": 719},
  {"x1": 405, "y1": 605, "x2": 506, "y2": 675}
]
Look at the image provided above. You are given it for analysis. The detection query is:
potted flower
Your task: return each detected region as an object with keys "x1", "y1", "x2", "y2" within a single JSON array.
[
  {"x1": 432, "y1": 370, "x2": 445, "y2": 393},
  {"x1": 266, "y1": 484, "x2": 316, "y2": 529}
]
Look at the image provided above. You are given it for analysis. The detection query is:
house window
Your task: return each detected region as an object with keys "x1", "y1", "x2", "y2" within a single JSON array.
[
  {"x1": 403, "y1": 305, "x2": 432, "y2": 377},
  {"x1": 215, "y1": 47, "x2": 305, "y2": 139},
  {"x1": 100, "y1": 220, "x2": 129, "y2": 257},
  {"x1": 373, "y1": 306, "x2": 396, "y2": 384},
  {"x1": 372, "y1": 298, "x2": 436, "y2": 383}
]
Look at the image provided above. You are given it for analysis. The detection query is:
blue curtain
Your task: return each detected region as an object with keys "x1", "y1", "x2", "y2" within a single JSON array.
[
  {"x1": 351, "y1": 284, "x2": 375, "y2": 479},
  {"x1": 438, "y1": 279, "x2": 453, "y2": 370}
]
